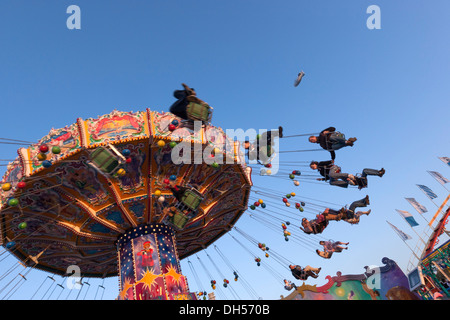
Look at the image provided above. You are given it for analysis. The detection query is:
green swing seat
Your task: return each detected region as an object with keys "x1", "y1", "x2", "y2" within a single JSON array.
[
  {"x1": 169, "y1": 210, "x2": 191, "y2": 230},
  {"x1": 90, "y1": 147, "x2": 121, "y2": 174},
  {"x1": 179, "y1": 189, "x2": 203, "y2": 211},
  {"x1": 186, "y1": 102, "x2": 213, "y2": 123},
  {"x1": 169, "y1": 188, "x2": 203, "y2": 230}
]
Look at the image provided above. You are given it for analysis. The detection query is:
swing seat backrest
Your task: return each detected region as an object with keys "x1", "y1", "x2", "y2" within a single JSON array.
[
  {"x1": 170, "y1": 210, "x2": 190, "y2": 230},
  {"x1": 186, "y1": 102, "x2": 213, "y2": 122},
  {"x1": 354, "y1": 175, "x2": 368, "y2": 188},
  {"x1": 180, "y1": 189, "x2": 203, "y2": 211},
  {"x1": 90, "y1": 147, "x2": 121, "y2": 174}
]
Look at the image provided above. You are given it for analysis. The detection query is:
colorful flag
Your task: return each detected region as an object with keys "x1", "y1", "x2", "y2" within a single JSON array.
[
  {"x1": 395, "y1": 209, "x2": 419, "y2": 227},
  {"x1": 438, "y1": 157, "x2": 450, "y2": 167},
  {"x1": 416, "y1": 184, "x2": 438, "y2": 200},
  {"x1": 405, "y1": 198, "x2": 428, "y2": 214},
  {"x1": 387, "y1": 221, "x2": 412, "y2": 241},
  {"x1": 427, "y1": 171, "x2": 450, "y2": 185}
]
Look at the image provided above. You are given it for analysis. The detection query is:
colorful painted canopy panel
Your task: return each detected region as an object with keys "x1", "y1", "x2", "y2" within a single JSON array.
[{"x1": 0, "y1": 109, "x2": 252, "y2": 278}]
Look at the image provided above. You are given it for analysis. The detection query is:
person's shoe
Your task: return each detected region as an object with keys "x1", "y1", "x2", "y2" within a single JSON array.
[
  {"x1": 278, "y1": 126, "x2": 283, "y2": 138},
  {"x1": 182, "y1": 83, "x2": 196, "y2": 96},
  {"x1": 364, "y1": 195, "x2": 370, "y2": 205},
  {"x1": 346, "y1": 137, "x2": 357, "y2": 146},
  {"x1": 317, "y1": 267, "x2": 322, "y2": 273},
  {"x1": 378, "y1": 168, "x2": 385, "y2": 177}
]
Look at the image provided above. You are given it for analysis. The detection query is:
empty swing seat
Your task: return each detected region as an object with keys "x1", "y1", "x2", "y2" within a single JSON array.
[
  {"x1": 169, "y1": 209, "x2": 191, "y2": 230},
  {"x1": 89, "y1": 147, "x2": 121, "y2": 174},
  {"x1": 178, "y1": 188, "x2": 203, "y2": 211}
]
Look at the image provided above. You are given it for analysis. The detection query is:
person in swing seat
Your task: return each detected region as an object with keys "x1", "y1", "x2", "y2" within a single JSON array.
[
  {"x1": 308, "y1": 127, "x2": 357, "y2": 160},
  {"x1": 310, "y1": 160, "x2": 385, "y2": 189},
  {"x1": 244, "y1": 126, "x2": 283, "y2": 165},
  {"x1": 283, "y1": 279, "x2": 297, "y2": 291},
  {"x1": 300, "y1": 195, "x2": 371, "y2": 234},
  {"x1": 316, "y1": 240, "x2": 349, "y2": 259},
  {"x1": 289, "y1": 264, "x2": 321, "y2": 281},
  {"x1": 169, "y1": 83, "x2": 209, "y2": 121}
]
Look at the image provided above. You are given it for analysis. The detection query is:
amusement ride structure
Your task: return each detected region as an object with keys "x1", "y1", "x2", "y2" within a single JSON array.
[
  {"x1": 0, "y1": 87, "x2": 448, "y2": 300},
  {"x1": 0, "y1": 106, "x2": 252, "y2": 300}
]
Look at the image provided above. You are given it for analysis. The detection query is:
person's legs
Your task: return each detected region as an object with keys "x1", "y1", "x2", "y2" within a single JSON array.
[
  {"x1": 348, "y1": 196, "x2": 369, "y2": 213},
  {"x1": 304, "y1": 265, "x2": 321, "y2": 274},
  {"x1": 329, "y1": 133, "x2": 348, "y2": 150},
  {"x1": 329, "y1": 166, "x2": 350, "y2": 181},
  {"x1": 174, "y1": 89, "x2": 187, "y2": 100},
  {"x1": 169, "y1": 90, "x2": 189, "y2": 119},
  {"x1": 329, "y1": 179, "x2": 349, "y2": 188},
  {"x1": 361, "y1": 168, "x2": 385, "y2": 177},
  {"x1": 323, "y1": 209, "x2": 342, "y2": 221},
  {"x1": 354, "y1": 209, "x2": 371, "y2": 218}
]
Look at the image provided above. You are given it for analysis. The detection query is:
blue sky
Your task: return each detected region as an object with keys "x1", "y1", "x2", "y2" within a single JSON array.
[{"x1": 0, "y1": 1, "x2": 449, "y2": 300}]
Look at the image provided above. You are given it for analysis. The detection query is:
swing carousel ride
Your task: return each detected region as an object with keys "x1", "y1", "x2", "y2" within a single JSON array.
[
  {"x1": 0, "y1": 107, "x2": 253, "y2": 300},
  {"x1": 0, "y1": 84, "x2": 440, "y2": 301}
]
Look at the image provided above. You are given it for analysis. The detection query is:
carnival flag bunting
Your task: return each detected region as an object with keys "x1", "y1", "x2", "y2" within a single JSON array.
[
  {"x1": 387, "y1": 221, "x2": 412, "y2": 241},
  {"x1": 395, "y1": 209, "x2": 419, "y2": 227},
  {"x1": 405, "y1": 197, "x2": 428, "y2": 214},
  {"x1": 438, "y1": 157, "x2": 450, "y2": 167},
  {"x1": 416, "y1": 184, "x2": 438, "y2": 200},
  {"x1": 427, "y1": 171, "x2": 450, "y2": 185}
]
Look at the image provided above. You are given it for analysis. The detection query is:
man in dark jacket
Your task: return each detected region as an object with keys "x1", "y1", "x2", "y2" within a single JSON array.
[{"x1": 309, "y1": 127, "x2": 356, "y2": 160}]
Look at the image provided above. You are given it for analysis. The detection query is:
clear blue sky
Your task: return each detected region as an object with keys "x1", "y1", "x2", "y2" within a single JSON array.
[{"x1": 0, "y1": 0, "x2": 449, "y2": 300}]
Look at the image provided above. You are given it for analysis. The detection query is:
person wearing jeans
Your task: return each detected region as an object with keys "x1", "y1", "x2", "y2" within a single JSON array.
[
  {"x1": 309, "y1": 127, "x2": 357, "y2": 160},
  {"x1": 310, "y1": 160, "x2": 385, "y2": 189}
]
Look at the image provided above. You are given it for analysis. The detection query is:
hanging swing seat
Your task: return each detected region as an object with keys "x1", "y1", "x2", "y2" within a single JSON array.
[
  {"x1": 353, "y1": 175, "x2": 368, "y2": 189},
  {"x1": 88, "y1": 145, "x2": 125, "y2": 175},
  {"x1": 316, "y1": 249, "x2": 332, "y2": 259},
  {"x1": 176, "y1": 188, "x2": 203, "y2": 211},
  {"x1": 186, "y1": 101, "x2": 213, "y2": 123},
  {"x1": 168, "y1": 209, "x2": 191, "y2": 230},
  {"x1": 164, "y1": 187, "x2": 203, "y2": 230}
]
